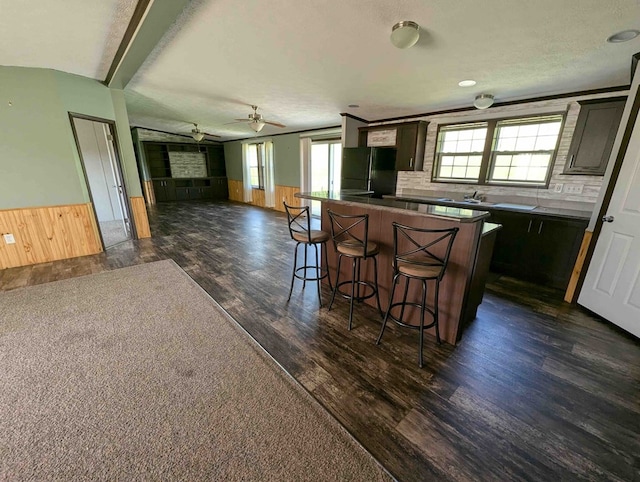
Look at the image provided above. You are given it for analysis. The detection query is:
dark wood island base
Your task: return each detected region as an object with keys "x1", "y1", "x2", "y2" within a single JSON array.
[{"x1": 296, "y1": 192, "x2": 500, "y2": 345}]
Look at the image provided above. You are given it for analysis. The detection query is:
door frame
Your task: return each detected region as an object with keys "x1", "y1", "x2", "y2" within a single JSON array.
[
  {"x1": 575, "y1": 65, "x2": 640, "y2": 301},
  {"x1": 68, "y1": 112, "x2": 138, "y2": 248}
]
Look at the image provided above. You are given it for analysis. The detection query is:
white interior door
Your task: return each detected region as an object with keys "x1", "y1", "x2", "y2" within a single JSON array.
[{"x1": 579, "y1": 105, "x2": 640, "y2": 338}]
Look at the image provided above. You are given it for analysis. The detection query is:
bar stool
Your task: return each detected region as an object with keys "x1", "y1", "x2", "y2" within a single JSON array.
[
  {"x1": 284, "y1": 202, "x2": 332, "y2": 306},
  {"x1": 327, "y1": 210, "x2": 382, "y2": 330},
  {"x1": 376, "y1": 222, "x2": 458, "y2": 367}
]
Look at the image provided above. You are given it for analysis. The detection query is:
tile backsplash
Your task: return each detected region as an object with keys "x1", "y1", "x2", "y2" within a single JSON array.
[{"x1": 382, "y1": 90, "x2": 628, "y2": 209}]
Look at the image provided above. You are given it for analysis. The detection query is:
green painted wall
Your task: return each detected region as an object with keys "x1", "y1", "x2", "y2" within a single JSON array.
[
  {"x1": 223, "y1": 132, "x2": 301, "y2": 187},
  {"x1": 273, "y1": 133, "x2": 300, "y2": 187},
  {"x1": 0, "y1": 67, "x2": 86, "y2": 208},
  {"x1": 0, "y1": 66, "x2": 142, "y2": 209},
  {"x1": 224, "y1": 141, "x2": 243, "y2": 181}
]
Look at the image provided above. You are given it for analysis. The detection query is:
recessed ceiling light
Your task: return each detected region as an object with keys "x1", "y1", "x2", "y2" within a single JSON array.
[
  {"x1": 458, "y1": 80, "x2": 476, "y2": 87},
  {"x1": 606, "y1": 29, "x2": 640, "y2": 43},
  {"x1": 348, "y1": 104, "x2": 360, "y2": 108}
]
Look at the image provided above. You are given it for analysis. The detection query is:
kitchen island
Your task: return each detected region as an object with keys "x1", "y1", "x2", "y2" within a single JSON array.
[{"x1": 295, "y1": 191, "x2": 499, "y2": 345}]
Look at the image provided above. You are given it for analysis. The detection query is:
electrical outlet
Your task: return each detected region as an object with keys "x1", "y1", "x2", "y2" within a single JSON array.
[
  {"x1": 553, "y1": 183, "x2": 563, "y2": 193},
  {"x1": 565, "y1": 184, "x2": 584, "y2": 194},
  {"x1": 3, "y1": 233, "x2": 16, "y2": 244}
]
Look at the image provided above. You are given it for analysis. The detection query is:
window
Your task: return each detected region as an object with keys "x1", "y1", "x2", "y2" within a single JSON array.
[
  {"x1": 247, "y1": 143, "x2": 265, "y2": 189},
  {"x1": 433, "y1": 114, "x2": 563, "y2": 186},
  {"x1": 435, "y1": 123, "x2": 487, "y2": 181}
]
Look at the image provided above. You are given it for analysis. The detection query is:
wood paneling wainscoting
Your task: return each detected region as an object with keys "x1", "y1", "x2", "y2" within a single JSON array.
[
  {"x1": 227, "y1": 181, "x2": 301, "y2": 213},
  {"x1": 0, "y1": 203, "x2": 102, "y2": 270},
  {"x1": 142, "y1": 180, "x2": 156, "y2": 205},
  {"x1": 251, "y1": 189, "x2": 266, "y2": 208},
  {"x1": 227, "y1": 179, "x2": 243, "y2": 202},
  {"x1": 130, "y1": 197, "x2": 151, "y2": 239},
  {"x1": 274, "y1": 185, "x2": 301, "y2": 212}
]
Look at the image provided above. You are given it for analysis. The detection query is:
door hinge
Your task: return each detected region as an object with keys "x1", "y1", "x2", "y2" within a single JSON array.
[{"x1": 107, "y1": 135, "x2": 114, "y2": 141}]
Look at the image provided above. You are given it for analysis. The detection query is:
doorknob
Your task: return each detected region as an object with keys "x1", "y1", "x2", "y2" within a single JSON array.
[{"x1": 602, "y1": 215, "x2": 615, "y2": 223}]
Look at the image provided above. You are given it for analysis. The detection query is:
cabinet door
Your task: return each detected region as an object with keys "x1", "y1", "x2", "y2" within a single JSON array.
[
  {"x1": 488, "y1": 211, "x2": 534, "y2": 276},
  {"x1": 212, "y1": 178, "x2": 229, "y2": 199},
  {"x1": 152, "y1": 180, "x2": 167, "y2": 202},
  {"x1": 175, "y1": 187, "x2": 189, "y2": 201},
  {"x1": 564, "y1": 98, "x2": 625, "y2": 175},
  {"x1": 164, "y1": 180, "x2": 177, "y2": 201},
  {"x1": 200, "y1": 186, "x2": 214, "y2": 199},
  {"x1": 396, "y1": 124, "x2": 418, "y2": 171},
  {"x1": 534, "y1": 218, "x2": 588, "y2": 288}
]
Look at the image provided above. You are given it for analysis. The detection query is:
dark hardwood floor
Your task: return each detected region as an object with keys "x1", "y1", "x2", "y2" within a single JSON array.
[{"x1": 1, "y1": 200, "x2": 639, "y2": 481}]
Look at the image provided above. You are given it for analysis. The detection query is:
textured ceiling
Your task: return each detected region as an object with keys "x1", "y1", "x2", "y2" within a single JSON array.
[
  {"x1": 126, "y1": 0, "x2": 640, "y2": 140},
  {"x1": 0, "y1": 0, "x2": 137, "y2": 80}
]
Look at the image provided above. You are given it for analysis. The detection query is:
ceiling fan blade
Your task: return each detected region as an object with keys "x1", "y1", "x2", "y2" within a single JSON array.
[
  {"x1": 264, "y1": 120, "x2": 286, "y2": 128},
  {"x1": 203, "y1": 132, "x2": 221, "y2": 138},
  {"x1": 234, "y1": 118, "x2": 249, "y2": 122}
]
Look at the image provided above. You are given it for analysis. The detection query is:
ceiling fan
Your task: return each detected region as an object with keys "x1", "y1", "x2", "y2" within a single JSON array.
[
  {"x1": 234, "y1": 105, "x2": 286, "y2": 133},
  {"x1": 189, "y1": 123, "x2": 219, "y2": 142}
]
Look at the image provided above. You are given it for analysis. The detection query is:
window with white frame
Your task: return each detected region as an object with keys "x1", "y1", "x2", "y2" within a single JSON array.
[
  {"x1": 247, "y1": 143, "x2": 265, "y2": 189},
  {"x1": 433, "y1": 114, "x2": 564, "y2": 186}
]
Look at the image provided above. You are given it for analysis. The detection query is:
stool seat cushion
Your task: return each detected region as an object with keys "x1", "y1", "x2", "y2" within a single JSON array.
[
  {"x1": 397, "y1": 260, "x2": 443, "y2": 278},
  {"x1": 337, "y1": 241, "x2": 379, "y2": 257},
  {"x1": 292, "y1": 230, "x2": 330, "y2": 243}
]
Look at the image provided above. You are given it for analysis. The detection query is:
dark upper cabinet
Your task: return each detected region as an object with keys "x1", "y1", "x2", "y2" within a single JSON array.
[
  {"x1": 563, "y1": 98, "x2": 625, "y2": 175},
  {"x1": 358, "y1": 121, "x2": 428, "y2": 171}
]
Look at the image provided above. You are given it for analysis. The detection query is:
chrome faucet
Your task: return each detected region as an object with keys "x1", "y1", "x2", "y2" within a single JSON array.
[{"x1": 464, "y1": 191, "x2": 483, "y2": 202}]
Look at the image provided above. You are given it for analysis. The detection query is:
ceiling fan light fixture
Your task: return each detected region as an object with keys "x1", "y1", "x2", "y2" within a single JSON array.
[
  {"x1": 250, "y1": 120, "x2": 266, "y2": 132},
  {"x1": 390, "y1": 21, "x2": 420, "y2": 49},
  {"x1": 474, "y1": 94, "x2": 494, "y2": 110},
  {"x1": 192, "y1": 131, "x2": 205, "y2": 142}
]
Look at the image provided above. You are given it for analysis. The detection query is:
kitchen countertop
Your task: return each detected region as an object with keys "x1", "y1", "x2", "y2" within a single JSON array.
[
  {"x1": 388, "y1": 194, "x2": 592, "y2": 221},
  {"x1": 295, "y1": 191, "x2": 490, "y2": 223}
]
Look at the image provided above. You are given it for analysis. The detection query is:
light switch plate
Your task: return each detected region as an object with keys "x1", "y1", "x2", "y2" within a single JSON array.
[
  {"x1": 3, "y1": 233, "x2": 16, "y2": 244},
  {"x1": 553, "y1": 183, "x2": 563, "y2": 193}
]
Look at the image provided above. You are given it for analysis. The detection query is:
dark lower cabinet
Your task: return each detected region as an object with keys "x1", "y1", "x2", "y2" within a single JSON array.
[
  {"x1": 489, "y1": 211, "x2": 588, "y2": 289},
  {"x1": 152, "y1": 177, "x2": 228, "y2": 202},
  {"x1": 152, "y1": 179, "x2": 177, "y2": 202}
]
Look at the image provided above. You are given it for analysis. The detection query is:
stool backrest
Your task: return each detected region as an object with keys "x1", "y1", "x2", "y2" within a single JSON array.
[
  {"x1": 327, "y1": 210, "x2": 372, "y2": 258},
  {"x1": 283, "y1": 202, "x2": 312, "y2": 242},
  {"x1": 392, "y1": 222, "x2": 459, "y2": 280}
]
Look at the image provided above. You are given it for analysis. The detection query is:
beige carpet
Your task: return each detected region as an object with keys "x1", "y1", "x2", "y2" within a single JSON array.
[{"x1": 0, "y1": 260, "x2": 392, "y2": 481}]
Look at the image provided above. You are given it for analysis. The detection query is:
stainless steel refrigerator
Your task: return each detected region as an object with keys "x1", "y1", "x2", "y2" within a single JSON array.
[{"x1": 341, "y1": 147, "x2": 397, "y2": 198}]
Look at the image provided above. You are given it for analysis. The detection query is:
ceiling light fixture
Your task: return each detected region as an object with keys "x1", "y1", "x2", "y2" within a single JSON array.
[
  {"x1": 458, "y1": 80, "x2": 476, "y2": 87},
  {"x1": 606, "y1": 29, "x2": 640, "y2": 43},
  {"x1": 191, "y1": 123, "x2": 205, "y2": 142},
  {"x1": 473, "y1": 94, "x2": 494, "y2": 110},
  {"x1": 390, "y1": 21, "x2": 420, "y2": 49},
  {"x1": 249, "y1": 120, "x2": 266, "y2": 132}
]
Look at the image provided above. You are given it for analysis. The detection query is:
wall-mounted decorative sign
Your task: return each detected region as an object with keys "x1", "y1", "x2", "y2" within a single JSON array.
[{"x1": 367, "y1": 129, "x2": 397, "y2": 147}]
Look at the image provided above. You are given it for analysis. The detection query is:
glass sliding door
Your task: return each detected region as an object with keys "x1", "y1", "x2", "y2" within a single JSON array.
[{"x1": 310, "y1": 140, "x2": 341, "y2": 216}]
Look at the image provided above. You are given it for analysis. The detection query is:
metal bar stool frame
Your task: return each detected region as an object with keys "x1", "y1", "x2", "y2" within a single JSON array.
[
  {"x1": 284, "y1": 202, "x2": 332, "y2": 306},
  {"x1": 376, "y1": 222, "x2": 458, "y2": 367},
  {"x1": 327, "y1": 209, "x2": 383, "y2": 330}
]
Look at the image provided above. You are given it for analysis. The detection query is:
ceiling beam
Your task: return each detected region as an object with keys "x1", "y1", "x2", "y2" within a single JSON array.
[{"x1": 105, "y1": 0, "x2": 191, "y2": 89}]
